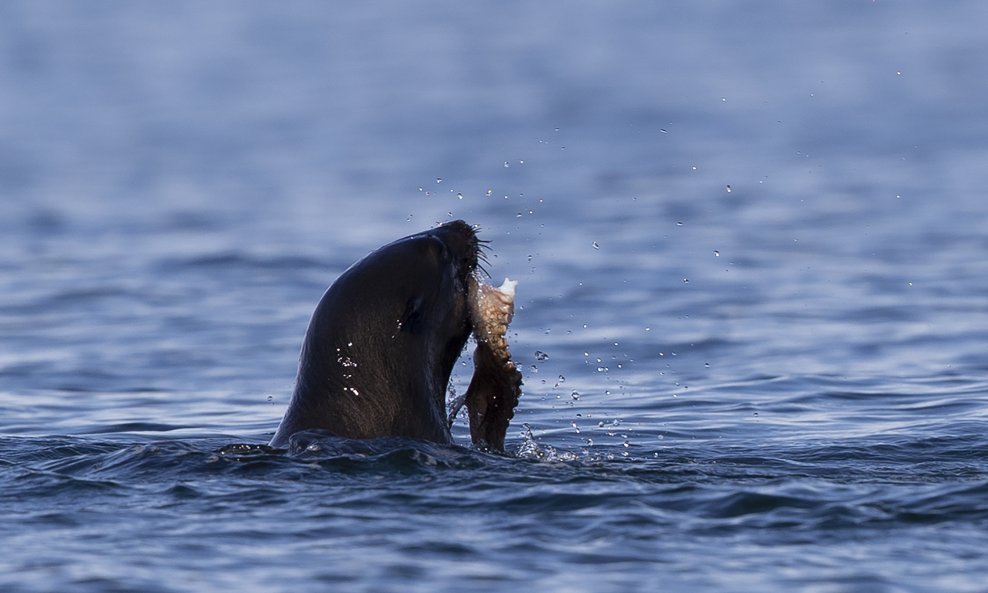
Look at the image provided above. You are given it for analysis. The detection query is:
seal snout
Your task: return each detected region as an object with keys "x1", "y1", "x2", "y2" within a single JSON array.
[{"x1": 430, "y1": 219, "x2": 481, "y2": 281}]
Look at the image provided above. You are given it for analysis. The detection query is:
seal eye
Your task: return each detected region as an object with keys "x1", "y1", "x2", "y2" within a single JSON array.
[{"x1": 399, "y1": 296, "x2": 425, "y2": 335}]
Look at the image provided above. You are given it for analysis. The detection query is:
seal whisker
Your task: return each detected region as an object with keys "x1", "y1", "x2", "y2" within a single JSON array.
[
  {"x1": 476, "y1": 243, "x2": 493, "y2": 278},
  {"x1": 476, "y1": 259, "x2": 491, "y2": 278}
]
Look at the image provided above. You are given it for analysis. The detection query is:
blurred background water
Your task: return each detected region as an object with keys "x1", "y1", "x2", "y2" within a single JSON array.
[{"x1": 2, "y1": 2, "x2": 988, "y2": 592}]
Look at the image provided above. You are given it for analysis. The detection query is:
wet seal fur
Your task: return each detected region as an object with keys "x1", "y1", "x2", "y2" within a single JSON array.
[{"x1": 269, "y1": 220, "x2": 521, "y2": 452}]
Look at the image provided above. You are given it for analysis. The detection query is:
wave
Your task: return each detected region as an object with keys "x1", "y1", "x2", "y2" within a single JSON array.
[{"x1": 3, "y1": 430, "x2": 987, "y2": 534}]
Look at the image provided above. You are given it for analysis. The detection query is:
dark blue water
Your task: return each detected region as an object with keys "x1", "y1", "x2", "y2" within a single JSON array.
[{"x1": 3, "y1": 2, "x2": 988, "y2": 592}]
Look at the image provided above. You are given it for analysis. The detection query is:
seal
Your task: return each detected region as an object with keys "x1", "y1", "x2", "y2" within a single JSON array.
[{"x1": 269, "y1": 220, "x2": 521, "y2": 452}]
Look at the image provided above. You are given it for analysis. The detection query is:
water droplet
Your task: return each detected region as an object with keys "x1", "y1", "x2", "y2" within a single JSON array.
[
  {"x1": 503, "y1": 161, "x2": 510, "y2": 168},
  {"x1": 436, "y1": 177, "x2": 443, "y2": 184},
  {"x1": 682, "y1": 277, "x2": 689, "y2": 283},
  {"x1": 714, "y1": 250, "x2": 720, "y2": 257},
  {"x1": 725, "y1": 184, "x2": 732, "y2": 193},
  {"x1": 570, "y1": 390, "x2": 579, "y2": 400},
  {"x1": 591, "y1": 241, "x2": 600, "y2": 250},
  {"x1": 485, "y1": 188, "x2": 493, "y2": 197},
  {"x1": 534, "y1": 350, "x2": 549, "y2": 362},
  {"x1": 571, "y1": 421, "x2": 580, "y2": 434},
  {"x1": 557, "y1": 375, "x2": 566, "y2": 384},
  {"x1": 456, "y1": 193, "x2": 463, "y2": 200},
  {"x1": 659, "y1": 128, "x2": 668, "y2": 134},
  {"x1": 266, "y1": 395, "x2": 273, "y2": 403}
]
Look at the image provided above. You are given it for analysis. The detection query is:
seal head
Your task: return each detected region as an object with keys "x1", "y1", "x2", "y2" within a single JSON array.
[{"x1": 269, "y1": 220, "x2": 478, "y2": 448}]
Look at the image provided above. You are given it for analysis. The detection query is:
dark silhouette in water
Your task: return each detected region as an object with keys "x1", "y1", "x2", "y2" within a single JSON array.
[{"x1": 269, "y1": 220, "x2": 521, "y2": 452}]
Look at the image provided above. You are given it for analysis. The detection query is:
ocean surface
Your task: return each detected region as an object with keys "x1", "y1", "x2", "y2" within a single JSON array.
[{"x1": 2, "y1": 2, "x2": 988, "y2": 592}]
